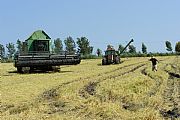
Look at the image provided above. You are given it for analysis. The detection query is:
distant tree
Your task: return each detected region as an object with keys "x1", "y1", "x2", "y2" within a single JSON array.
[
  {"x1": 165, "y1": 41, "x2": 172, "y2": 52},
  {"x1": 142, "y1": 43, "x2": 147, "y2": 54},
  {"x1": 96, "y1": 48, "x2": 102, "y2": 57},
  {"x1": 118, "y1": 44, "x2": 125, "y2": 54},
  {"x1": 107, "y1": 44, "x2": 113, "y2": 49},
  {"x1": 128, "y1": 45, "x2": 136, "y2": 53},
  {"x1": 16, "y1": 39, "x2": 23, "y2": 53},
  {"x1": 6, "y1": 42, "x2": 16, "y2": 59},
  {"x1": 77, "y1": 37, "x2": 93, "y2": 55},
  {"x1": 89, "y1": 46, "x2": 93, "y2": 54},
  {"x1": 64, "y1": 36, "x2": 76, "y2": 54},
  {"x1": 54, "y1": 38, "x2": 63, "y2": 53},
  {"x1": 175, "y1": 41, "x2": 180, "y2": 53},
  {"x1": 0, "y1": 44, "x2": 5, "y2": 59}
]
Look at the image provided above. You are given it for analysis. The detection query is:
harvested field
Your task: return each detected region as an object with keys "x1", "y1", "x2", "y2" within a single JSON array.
[{"x1": 0, "y1": 56, "x2": 179, "y2": 119}]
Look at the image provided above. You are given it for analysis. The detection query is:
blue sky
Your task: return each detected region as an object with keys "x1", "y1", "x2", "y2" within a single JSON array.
[{"x1": 0, "y1": 0, "x2": 180, "y2": 53}]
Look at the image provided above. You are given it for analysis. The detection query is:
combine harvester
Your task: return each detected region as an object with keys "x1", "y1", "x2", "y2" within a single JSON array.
[
  {"x1": 102, "y1": 39, "x2": 134, "y2": 65},
  {"x1": 14, "y1": 30, "x2": 81, "y2": 73}
]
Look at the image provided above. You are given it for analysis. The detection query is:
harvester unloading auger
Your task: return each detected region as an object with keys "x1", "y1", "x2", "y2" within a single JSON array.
[
  {"x1": 14, "y1": 30, "x2": 81, "y2": 73},
  {"x1": 102, "y1": 39, "x2": 134, "y2": 65}
]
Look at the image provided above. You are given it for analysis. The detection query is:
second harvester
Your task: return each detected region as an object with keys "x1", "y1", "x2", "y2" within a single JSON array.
[{"x1": 102, "y1": 39, "x2": 134, "y2": 65}]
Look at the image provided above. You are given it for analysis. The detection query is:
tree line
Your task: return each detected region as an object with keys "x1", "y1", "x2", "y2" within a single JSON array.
[
  {"x1": 117, "y1": 41, "x2": 180, "y2": 57},
  {"x1": 0, "y1": 38, "x2": 180, "y2": 62},
  {"x1": 53, "y1": 36, "x2": 94, "y2": 58},
  {"x1": 118, "y1": 41, "x2": 178, "y2": 54},
  {"x1": 0, "y1": 36, "x2": 94, "y2": 61}
]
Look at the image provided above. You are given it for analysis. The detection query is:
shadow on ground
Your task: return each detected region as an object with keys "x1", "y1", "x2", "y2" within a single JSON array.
[
  {"x1": 97, "y1": 61, "x2": 124, "y2": 66},
  {"x1": 7, "y1": 70, "x2": 73, "y2": 75}
]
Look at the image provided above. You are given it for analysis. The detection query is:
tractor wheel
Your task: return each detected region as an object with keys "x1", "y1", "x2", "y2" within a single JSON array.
[
  {"x1": 115, "y1": 57, "x2": 120, "y2": 64},
  {"x1": 102, "y1": 58, "x2": 107, "y2": 65},
  {"x1": 17, "y1": 67, "x2": 23, "y2": 73}
]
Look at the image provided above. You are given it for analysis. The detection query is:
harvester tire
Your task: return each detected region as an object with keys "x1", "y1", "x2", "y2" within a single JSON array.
[
  {"x1": 29, "y1": 67, "x2": 34, "y2": 73},
  {"x1": 115, "y1": 57, "x2": 120, "y2": 64},
  {"x1": 17, "y1": 67, "x2": 23, "y2": 73}
]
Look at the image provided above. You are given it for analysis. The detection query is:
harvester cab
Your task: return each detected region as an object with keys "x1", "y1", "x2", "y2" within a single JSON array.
[{"x1": 102, "y1": 39, "x2": 134, "y2": 65}]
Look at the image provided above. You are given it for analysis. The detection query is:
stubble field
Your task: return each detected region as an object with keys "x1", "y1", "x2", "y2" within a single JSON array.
[{"x1": 0, "y1": 56, "x2": 179, "y2": 120}]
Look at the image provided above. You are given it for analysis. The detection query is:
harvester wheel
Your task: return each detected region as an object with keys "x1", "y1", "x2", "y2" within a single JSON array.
[
  {"x1": 29, "y1": 67, "x2": 34, "y2": 73},
  {"x1": 52, "y1": 66, "x2": 60, "y2": 72},
  {"x1": 47, "y1": 66, "x2": 53, "y2": 71},
  {"x1": 17, "y1": 67, "x2": 23, "y2": 73},
  {"x1": 102, "y1": 58, "x2": 107, "y2": 65},
  {"x1": 115, "y1": 57, "x2": 120, "y2": 64}
]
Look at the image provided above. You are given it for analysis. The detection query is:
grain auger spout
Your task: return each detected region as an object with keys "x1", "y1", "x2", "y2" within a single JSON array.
[{"x1": 119, "y1": 39, "x2": 134, "y2": 55}]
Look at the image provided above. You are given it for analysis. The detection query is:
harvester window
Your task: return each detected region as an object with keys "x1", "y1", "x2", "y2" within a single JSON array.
[{"x1": 33, "y1": 40, "x2": 49, "y2": 52}]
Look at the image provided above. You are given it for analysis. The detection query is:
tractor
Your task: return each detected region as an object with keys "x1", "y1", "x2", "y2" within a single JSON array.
[
  {"x1": 102, "y1": 39, "x2": 134, "y2": 65},
  {"x1": 14, "y1": 30, "x2": 81, "y2": 73}
]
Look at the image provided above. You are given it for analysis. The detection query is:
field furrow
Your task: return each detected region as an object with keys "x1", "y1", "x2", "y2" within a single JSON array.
[{"x1": 160, "y1": 56, "x2": 180, "y2": 119}]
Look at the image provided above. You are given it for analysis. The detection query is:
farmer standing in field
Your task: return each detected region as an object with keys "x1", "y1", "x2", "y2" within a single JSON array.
[{"x1": 149, "y1": 56, "x2": 158, "y2": 71}]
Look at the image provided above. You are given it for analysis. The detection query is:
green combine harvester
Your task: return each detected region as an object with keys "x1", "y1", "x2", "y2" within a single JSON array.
[{"x1": 14, "y1": 30, "x2": 81, "y2": 73}]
